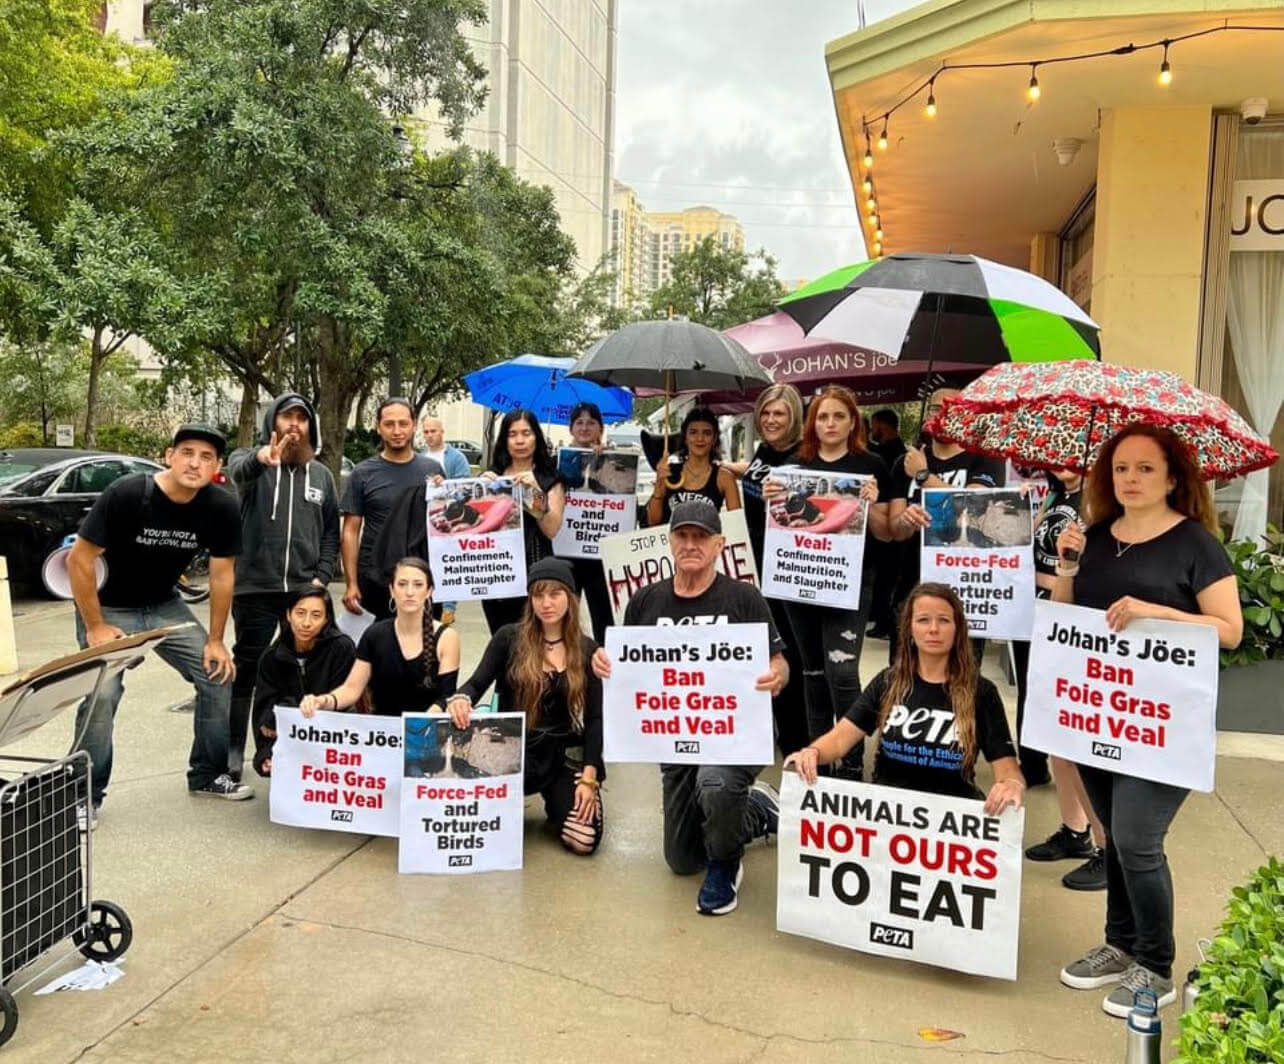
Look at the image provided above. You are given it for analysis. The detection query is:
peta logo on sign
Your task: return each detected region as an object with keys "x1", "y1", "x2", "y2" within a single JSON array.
[
  {"x1": 330, "y1": 809, "x2": 353, "y2": 823},
  {"x1": 1091, "y1": 741, "x2": 1122, "y2": 761},
  {"x1": 674, "y1": 740, "x2": 701, "y2": 754},
  {"x1": 448, "y1": 855, "x2": 473, "y2": 867},
  {"x1": 869, "y1": 922, "x2": 914, "y2": 950}
]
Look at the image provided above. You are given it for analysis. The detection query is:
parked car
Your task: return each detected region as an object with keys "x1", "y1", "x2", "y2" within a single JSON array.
[
  {"x1": 448, "y1": 439, "x2": 483, "y2": 467},
  {"x1": 0, "y1": 450, "x2": 163, "y2": 592}
]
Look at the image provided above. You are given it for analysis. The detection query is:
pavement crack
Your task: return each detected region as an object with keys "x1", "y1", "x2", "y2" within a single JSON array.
[
  {"x1": 273, "y1": 911, "x2": 1085, "y2": 1061},
  {"x1": 1214, "y1": 790, "x2": 1269, "y2": 857}
]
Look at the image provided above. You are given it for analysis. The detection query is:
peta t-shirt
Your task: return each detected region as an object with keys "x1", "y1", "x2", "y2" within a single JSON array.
[
  {"x1": 846, "y1": 668, "x2": 1016, "y2": 799},
  {"x1": 78, "y1": 473, "x2": 241, "y2": 608},
  {"x1": 623, "y1": 573, "x2": 786, "y2": 656}
]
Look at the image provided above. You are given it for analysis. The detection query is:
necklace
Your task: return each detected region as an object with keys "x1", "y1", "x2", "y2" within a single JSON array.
[
  {"x1": 543, "y1": 637, "x2": 564, "y2": 647},
  {"x1": 1114, "y1": 536, "x2": 1136, "y2": 558}
]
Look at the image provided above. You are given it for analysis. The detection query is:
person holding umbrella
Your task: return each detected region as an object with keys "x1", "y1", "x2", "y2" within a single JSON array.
[
  {"x1": 646, "y1": 407, "x2": 740, "y2": 527},
  {"x1": 1053, "y1": 424, "x2": 1241, "y2": 1017},
  {"x1": 481, "y1": 409, "x2": 566, "y2": 635}
]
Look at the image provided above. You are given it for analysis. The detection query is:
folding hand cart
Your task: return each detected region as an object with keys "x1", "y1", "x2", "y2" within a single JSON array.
[{"x1": 0, "y1": 628, "x2": 173, "y2": 1047}]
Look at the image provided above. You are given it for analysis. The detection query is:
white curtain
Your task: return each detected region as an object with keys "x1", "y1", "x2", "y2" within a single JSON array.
[{"x1": 1228, "y1": 130, "x2": 1284, "y2": 544}]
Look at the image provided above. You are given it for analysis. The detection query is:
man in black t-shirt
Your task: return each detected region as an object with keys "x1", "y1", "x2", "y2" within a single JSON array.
[
  {"x1": 592, "y1": 500, "x2": 789, "y2": 916},
  {"x1": 68, "y1": 425, "x2": 249, "y2": 816}
]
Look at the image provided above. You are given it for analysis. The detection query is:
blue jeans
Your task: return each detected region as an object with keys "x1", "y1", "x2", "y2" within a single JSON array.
[{"x1": 74, "y1": 597, "x2": 232, "y2": 801}]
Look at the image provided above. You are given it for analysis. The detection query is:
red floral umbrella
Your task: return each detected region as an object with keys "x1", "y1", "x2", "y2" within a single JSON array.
[{"x1": 924, "y1": 360, "x2": 1278, "y2": 480}]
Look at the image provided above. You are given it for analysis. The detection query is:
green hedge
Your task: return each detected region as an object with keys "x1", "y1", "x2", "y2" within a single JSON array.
[{"x1": 1177, "y1": 856, "x2": 1284, "y2": 1063}]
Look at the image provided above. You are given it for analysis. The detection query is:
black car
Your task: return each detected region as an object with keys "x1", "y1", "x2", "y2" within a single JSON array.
[
  {"x1": 0, "y1": 450, "x2": 163, "y2": 591},
  {"x1": 448, "y1": 439, "x2": 483, "y2": 467}
]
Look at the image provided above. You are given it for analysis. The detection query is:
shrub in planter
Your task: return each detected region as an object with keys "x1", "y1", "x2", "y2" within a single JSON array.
[
  {"x1": 1176, "y1": 856, "x2": 1284, "y2": 1063},
  {"x1": 1221, "y1": 526, "x2": 1284, "y2": 668}
]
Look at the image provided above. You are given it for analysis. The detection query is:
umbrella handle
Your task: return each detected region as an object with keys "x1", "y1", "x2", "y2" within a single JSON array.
[{"x1": 916, "y1": 292, "x2": 947, "y2": 441}]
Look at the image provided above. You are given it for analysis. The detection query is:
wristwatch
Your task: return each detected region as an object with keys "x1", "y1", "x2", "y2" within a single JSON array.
[{"x1": 913, "y1": 469, "x2": 931, "y2": 486}]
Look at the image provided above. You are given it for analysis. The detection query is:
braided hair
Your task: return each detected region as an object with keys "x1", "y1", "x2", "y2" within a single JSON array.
[{"x1": 391, "y1": 557, "x2": 438, "y2": 688}]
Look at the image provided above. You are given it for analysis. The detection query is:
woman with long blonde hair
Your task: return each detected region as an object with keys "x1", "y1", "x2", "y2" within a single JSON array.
[
  {"x1": 446, "y1": 558, "x2": 603, "y2": 855},
  {"x1": 784, "y1": 582, "x2": 1025, "y2": 813}
]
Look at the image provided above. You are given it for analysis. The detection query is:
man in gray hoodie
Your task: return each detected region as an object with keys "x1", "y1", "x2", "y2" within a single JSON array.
[{"x1": 226, "y1": 393, "x2": 340, "y2": 779}]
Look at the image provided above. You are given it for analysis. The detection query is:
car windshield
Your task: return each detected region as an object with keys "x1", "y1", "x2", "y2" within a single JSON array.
[{"x1": 0, "y1": 462, "x2": 42, "y2": 487}]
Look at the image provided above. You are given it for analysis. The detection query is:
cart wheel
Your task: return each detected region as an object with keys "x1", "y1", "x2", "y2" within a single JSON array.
[
  {"x1": 0, "y1": 987, "x2": 17, "y2": 1047},
  {"x1": 73, "y1": 900, "x2": 133, "y2": 963}
]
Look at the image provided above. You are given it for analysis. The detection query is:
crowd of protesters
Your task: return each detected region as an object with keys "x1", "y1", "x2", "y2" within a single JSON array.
[{"x1": 63, "y1": 383, "x2": 1241, "y2": 1017}]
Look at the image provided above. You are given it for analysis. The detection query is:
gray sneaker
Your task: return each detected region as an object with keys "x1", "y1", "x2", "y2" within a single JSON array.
[
  {"x1": 191, "y1": 773, "x2": 254, "y2": 801},
  {"x1": 1060, "y1": 943, "x2": 1133, "y2": 989},
  {"x1": 1102, "y1": 963, "x2": 1176, "y2": 1018}
]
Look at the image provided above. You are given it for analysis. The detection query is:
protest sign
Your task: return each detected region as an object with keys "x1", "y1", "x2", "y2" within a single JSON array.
[
  {"x1": 426, "y1": 477, "x2": 525, "y2": 602},
  {"x1": 1005, "y1": 460, "x2": 1051, "y2": 512},
  {"x1": 398, "y1": 713, "x2": 526, "y2": 874},
  {"x1": 599, "y1": 510, "x2": 757, "y2": 625},
  {"x1": 269, "y1": 707, "x2": 402, "y2": 836},
  {"x1": 761, "y1": 467, "x2": 868, "y2": 608},
  {"x1": 776, "y1": 774, "x2": 1024, "y2": 980},
  {"x1": 552, "y1": 448, "x2": 638, "y2": 558},
  {"x1": 603, "y1": 623, "x2": 773, "y2": 764},
  {"x1": 1022, "y1": 600, "x2": 1219, "y2": 791},
  {"x1": 919, "y1": 488, "x2": 1035, "y2": 639}
]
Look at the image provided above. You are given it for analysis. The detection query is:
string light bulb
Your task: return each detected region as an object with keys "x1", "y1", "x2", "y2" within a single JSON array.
[
  {"x1": 877, "y1": 119, "x2": 889, "y2": 151},
  {"x1": 1027, "y1": 64, "x2": 1041, "y2": 101},
  {"x1": 873, "y1": 240, "x2": 883, "y2": 256},
  {"x1": 862, "y1": 177, "x2": 873, "y2": 195},
  {"x1": 875, "y1": 226, "x2": 884, "y2": 241},
  {"x1": 925, "y1": 79, "x2": 937, "y2": 118},
  {"x1": 1158, "y1": 42, "x2": 1172, "y2": 85},
  {"x1": 866, "y1": 194, "x2": 876, "y2": 211},
  {"x1": 862, "y1": 133, "x2": 874, "y2": 170}
]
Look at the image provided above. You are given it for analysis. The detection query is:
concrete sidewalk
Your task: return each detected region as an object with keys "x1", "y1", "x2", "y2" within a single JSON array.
[{"x1": 0, "y1": 594, "x2": 1278, "y2": 1063}]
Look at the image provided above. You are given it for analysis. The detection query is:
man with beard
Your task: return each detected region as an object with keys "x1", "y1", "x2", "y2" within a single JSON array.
[
  {"x1": 227, "y1": 393, "x2": 339, "y2": 780},
  {"x1": 340, "y1": 398, "x2": 443, "y2": 622}
]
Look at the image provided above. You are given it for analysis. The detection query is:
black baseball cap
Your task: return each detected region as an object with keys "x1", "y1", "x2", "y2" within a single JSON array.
[
  {"x1": 171, "y1": 424, "x2": 227, "y2": 457},
  {"x1": 669, "y1": 499, "x2": 722, "y2": 535},
  {"x1": 527, "y1": 557, "x2": 578, "y2": 593}
]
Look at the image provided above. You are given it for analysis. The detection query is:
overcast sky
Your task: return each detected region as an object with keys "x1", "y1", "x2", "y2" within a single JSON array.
[{"x1": 614, "y1": 0, "x2": 914, "y2": 284}]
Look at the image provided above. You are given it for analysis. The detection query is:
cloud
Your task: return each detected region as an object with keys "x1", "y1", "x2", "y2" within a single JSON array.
[{"x1": 614, "y1": 0, "x2": 913, "y2": 281}]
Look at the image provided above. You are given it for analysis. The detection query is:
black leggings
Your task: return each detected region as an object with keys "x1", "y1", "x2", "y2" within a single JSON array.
[{"x1": 530, "y1": 766, "x2": 604, "y2": 856}]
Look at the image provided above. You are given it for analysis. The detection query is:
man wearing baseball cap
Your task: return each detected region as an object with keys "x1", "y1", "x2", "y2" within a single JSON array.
[
  {"x1": 67, "y1": 423, "x2": 250, "y2": 823},
  {"x1": 592, "y1": 499, "x2": 790, "y2": 915}
]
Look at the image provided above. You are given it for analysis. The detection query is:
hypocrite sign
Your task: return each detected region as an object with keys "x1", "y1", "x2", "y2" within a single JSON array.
[
  {"x1": 762, "y1": 468, "x2": 868, "y2": 608},
  {"x1": 1022, "y1": 600, "x2": 1219, "y2": 792},
  {"x1": 398, "y1": 713, "x2": 526, "y2": 874},
  {"x1": 599, "y1": 510, "x2": 758, "y2": 625},
  {"x1": 426, "y1": 477, "x2": 526, "y2": 602},
  {"x1": 269, "y1": 707, "x2": 402, "y2": 836},
  {"x1": 603, "y1": 623, "x2": 774, "y2": 765},
  {"x1": 919, "y1": 488, "x2": 1035, "y2": 640},
  {"x1": 777, "y1": 774, "x2": 1024, "y2": 980},
  {"x1": 552, "y1": 448, "x2": 639, "y2": 559}
]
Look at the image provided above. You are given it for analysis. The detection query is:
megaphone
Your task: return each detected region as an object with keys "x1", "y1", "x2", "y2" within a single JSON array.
[{"x1": 41, "y1": 535, "x2": 107, "y2": 600}]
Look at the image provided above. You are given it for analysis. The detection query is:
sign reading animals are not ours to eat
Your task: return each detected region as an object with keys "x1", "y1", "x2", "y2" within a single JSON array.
[{"x1": 1022, "y1": 600, "x2": 1220, "y2": 792}]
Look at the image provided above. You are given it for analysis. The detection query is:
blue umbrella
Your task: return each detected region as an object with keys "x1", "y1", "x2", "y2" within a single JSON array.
[{"x1": 463, "y1": 354, "x2": 633, "y2": 425}]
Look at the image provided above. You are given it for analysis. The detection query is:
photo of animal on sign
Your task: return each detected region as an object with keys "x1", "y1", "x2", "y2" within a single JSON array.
[
  {"x1": 426, "y1": 477, "x2": 526, "y2": 601},
  {"x1": 762, "y1": 468, "x2": 868, "y2": 609}
]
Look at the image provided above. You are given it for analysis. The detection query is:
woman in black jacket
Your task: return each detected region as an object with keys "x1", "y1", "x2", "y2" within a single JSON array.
[
  {"x1": 445, "y1": 558, "x2": 604, "y2": 855},
  {"x1": 251, "y1": 587, "x2": 357, "y2": 777}
]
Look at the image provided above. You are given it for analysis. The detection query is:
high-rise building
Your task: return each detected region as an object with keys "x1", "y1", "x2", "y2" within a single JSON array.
[
  {"x1": 609, "y1": 180, "x2": 648, "y2": 308},
  {"x1": 416, "y1": 1, "x2": 619, "y2": 272}
]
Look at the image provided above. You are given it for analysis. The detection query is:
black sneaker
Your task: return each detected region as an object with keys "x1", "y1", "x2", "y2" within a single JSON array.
[
  {"x1": 748, "y1": 781, "x2": 779, "y2": 841},
  {"x1": 697, "y1": 859, "x2": 744, "y2": 915},
  {"x1": 1062, "y1": 850, "x2": 1107, "y2": 891},
  {"x1": 191, "y1": 773, "x2": 254, "y2": 801},
  {"x1": 1025, "y1": 824, "x2": 1094, "y2": 862}
]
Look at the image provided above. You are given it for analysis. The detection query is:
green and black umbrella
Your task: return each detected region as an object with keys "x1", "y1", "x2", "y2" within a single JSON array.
[{"x1": 777, "y1": 252, "x2": 1100, "y2": 366}]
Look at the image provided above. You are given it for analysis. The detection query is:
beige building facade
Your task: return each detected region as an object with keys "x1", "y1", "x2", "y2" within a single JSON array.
[{"x1": 825, "y1": 0, "x2": 1284, "y2": 540}]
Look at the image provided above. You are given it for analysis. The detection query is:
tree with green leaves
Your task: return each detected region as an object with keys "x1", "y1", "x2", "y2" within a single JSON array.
[{"x1": 647, "y1": 236, "x2": 785, "y2": 330}]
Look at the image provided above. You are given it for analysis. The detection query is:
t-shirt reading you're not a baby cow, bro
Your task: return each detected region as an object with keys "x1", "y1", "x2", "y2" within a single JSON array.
[{"x1": 78, "y1": 473, "x2": 241, "y2": 608}]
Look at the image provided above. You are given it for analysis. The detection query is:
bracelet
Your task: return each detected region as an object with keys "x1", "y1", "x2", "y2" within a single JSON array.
[
  {"x1": 450, "y1": 693, "x2": 473, "y2": 707},
  {"x1": 328, "y1": 693, "x2": 339, "y2": 710},
  {"x1": 1056, "y1": 564, "x2": 1080, "y2": 577},
  {"x1": 577, "y1": 777, "x2": 600, "y2": 790}
]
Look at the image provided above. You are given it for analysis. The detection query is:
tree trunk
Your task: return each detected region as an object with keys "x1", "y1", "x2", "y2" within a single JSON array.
[
  {"x1": 84, "y1": 326, "x2": 106, "y2": 449},
  {"x1": 238, "y1": 378, "x2": 260, "y2": 446},
  {"x1": 315, "y1": 317, "x2": 356, "y2": 481},
  {"x1": 387, "y1": 351, "x2": 402, "y2": 397}
]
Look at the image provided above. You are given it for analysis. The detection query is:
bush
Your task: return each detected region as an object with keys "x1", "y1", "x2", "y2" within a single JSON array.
[
  {"x1": 95, "y1": 424, "x2": 170, "y2": 461},
  {"x1": 0, "y1": 423, "x2": 44, "y2": 448},
  {"x1": 1222, "y1": 526, "x2": 1284, "y2": 667},
  {"x1": 343, "y1": 426, "x2": 379, "y2": 465},
  {"x1": 1177, "y1": 856, "x2": 1284, "y2": 1063}
]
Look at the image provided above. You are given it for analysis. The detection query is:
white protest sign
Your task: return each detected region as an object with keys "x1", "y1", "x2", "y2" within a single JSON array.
[
  {"x1": 919, "y1": 488, "x2": 1035, "y2": 640},
  {"x1": 269, "y1": 708, "x2": 402, "y2": 836},
  {"x1": 603, "y1": 623, "x2": 773, "y2": 765},
  {"x1": 776, "y1": 774, "x2": 1024, "y2": 980},
  {"x1": 1023, "y1": 600, "x2": 1219, "y2": 792},
  {"x1": 1005, "y1": 461, "x2": 1050, "y2": 512},
  {"x1": 599, "y1": 510, "x2": 757, "y2": 625},
  {"x1": 398, "y1": 713, "x2": 525, "y2": 874},
  {"x1": 762, "y1": 468, "x2": 868, "y2": 608},
  {"x1": 553, "y1": 448, "x2": 639, "y2": 559},
  {"x1": 426, "y1": 477, "x2": 526, "y2": 601}
]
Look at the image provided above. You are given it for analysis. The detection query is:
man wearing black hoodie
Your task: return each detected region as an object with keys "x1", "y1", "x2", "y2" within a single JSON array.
[
  {"x1": 250, "y1": 587, "x2": 357, "y2": 776},
  {"x1": 227, "y1": 393, "x2": 340, "y2": 779}
]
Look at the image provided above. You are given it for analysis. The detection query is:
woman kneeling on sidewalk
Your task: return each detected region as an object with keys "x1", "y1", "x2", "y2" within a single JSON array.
[
  {"x1": 445, "y1": 558, "x2": 604, "y2": 855},
  {"x1": 783, "y1": 582, "x2": 1025, "y2": 814}
]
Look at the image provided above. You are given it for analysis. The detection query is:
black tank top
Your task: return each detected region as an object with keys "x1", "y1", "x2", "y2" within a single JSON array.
[{"x1": 660, "y1": 458, "x2": 725, "y2": 523}]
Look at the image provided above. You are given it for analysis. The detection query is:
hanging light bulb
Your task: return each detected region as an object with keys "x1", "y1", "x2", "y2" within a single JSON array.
[
  {"x1": 868, "y1": 207, "x2": 878, "y2": 223},
  {"x1": 877, "y1": 119, "x2": 889, "y2": 151},
  {"x1": 1027, "y1": 64, "x2": 1041, "y2": 101},
  {"x1": 873, "y1": 240, "x2": 883, "y2": 256},
  {"x1": 1158, "y1": 42, "x2": 1172, "y2": 86},
  {"x1": 925, "y1": 79, "x2": 937, "y2": 118},
  {"x1": 866, "y1": 194, "x2": 876, "y2": 211},
  {"x1": 862, "y1": 134, "x2": 874, "y2": 170},
  {"x1": 875, "y1": 226, "x2": 884, "y2": 241},
  {"x1": 862, "y1": 177, "x2": 873, "y2": 195}
]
